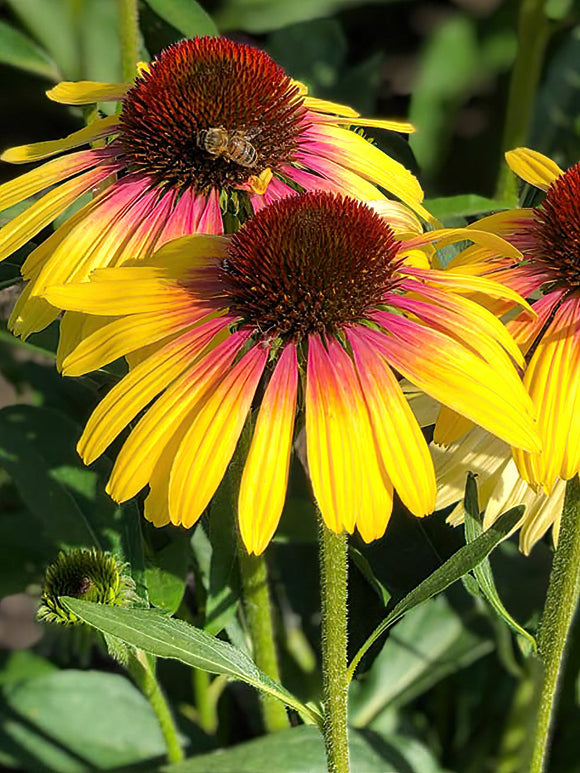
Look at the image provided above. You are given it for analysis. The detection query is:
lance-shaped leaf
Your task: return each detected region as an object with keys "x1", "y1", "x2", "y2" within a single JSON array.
[
  {"x1": 62, "y1": 599, "x2": 322, "y2": 726},
  {"x1": 347, "y1": 503, "x2": 524, "y2": 680},
  {"x1": 463, "y1": 473, "x2": 536, "y2": 652}
]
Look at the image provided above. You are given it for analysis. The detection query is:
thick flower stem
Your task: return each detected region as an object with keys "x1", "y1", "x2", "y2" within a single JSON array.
[
  {"x1": 128, "y1": 649, "x2": 184, "y2": 764},
  {"x1": 528, "y1": 475, "x2": 580, "y2": 773},
  {"x1": 495, "y1": 0, "x2": 550, "y2": 202},
  {"x1": 238, "y1": 549, "x2": 290, "y2": 732},
  {"x1": 319, "y1": 522, "x2": 350, "y2": 773},
  {"x1": 119, "y1": 0, "x2": 140, "y2": 83}
]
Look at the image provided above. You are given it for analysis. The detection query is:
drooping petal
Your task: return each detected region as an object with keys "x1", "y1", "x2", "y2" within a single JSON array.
[
  {"x1": 402, "y1": 267, "x2": 533, "y2": 313},
  {"x1": 108, "y1": 330, "x2": 247, "y2": 503},
  {"x1": 0, "y1": 148, "x2": 115, "y2": 213},
  {"x1": 45, "y1": 275, "x2": 196, "y2": 316},
  {"x1": 514, "y1": 297, "x2": 580, "y2": 491},
  {"x1": 518, "y1": 480, "x2": 565, "y2": 555},
  {"x1": 402, "y1": 227, "x2": 523, "y2": 260},
  {"x1": 300, "y1": 124, "x2": 426, "y2": 213},
  {"x1": 433, "y1": 426, "x2": 512, "y2": 512},
  {"x1": 56, "y1": 311, "x2": 115, "y2": 371},
  {"x1": 0, "y1": 165, "x2": 120, "y2": 264},
  {"x1": 305, "y1": 335, "x2": 394, "y2": 540},
  {"x1": 1, "y1": 116, "x2": 119, "y2": 163},
  {"x1": 239, "y1": 343, "x2": 298, "y2": 554},
  {"x1": 77, "y1": 317, "x2": 229, "y2": 464},
  {"x1": 197, "y1": 189, "x2": 223, "y2": 234},
  {"x1": 505, "y1": 147, "x2": 564, "y2": 191},
  {"x1": 168, "y1": 344, "x2": 269, "y2": 529},
  {"x1": 61, "y1": 306, "x2": 215, "y2": 376},
  {"x1": 8, "y1": 288, "x2": 58, "y2": 339},
  {"x1": 347, "y1": 327, "x2": 435, "y2": 516},
  {"x1": 390, "y1": 286, "x2": 526, "y2": 369},
  {"x1": 18, "y1": 176, "x2": 149, "y2": 281},
  {"x1": 46, "y1": 80, "x2": 130, "y2": 104},
  {"x1": 288, "y1": 154, "x2": 389, "y2": 201},
  {"x1": 366, "y1": 200, "x2": 423, "y2": 236},
  {"x1": 357, "y1": 322, "x2": 540, "y2": 453},
  {"x1": 29, "y1": 180, "x2": 168, "y2": 294}
]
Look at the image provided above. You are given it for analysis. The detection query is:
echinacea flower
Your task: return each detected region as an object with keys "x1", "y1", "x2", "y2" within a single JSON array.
[
  {"x1": 438, "y1": 148, "x2": 580, "y2": 495},
  {"x1": 0, "y1": 35, "x2": 429, "y2": 341},
  {"x1": 44, "y1": 191, "x2": 539, "y2": 554}
]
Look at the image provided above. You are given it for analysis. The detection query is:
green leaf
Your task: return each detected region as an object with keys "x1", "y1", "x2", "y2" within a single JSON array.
[
  {"x1": 0, "y1": 650, "x2": 57, "y2": 686},
  {"x1": 215, "y1": 0, "x2": 380, "y2": 35},
  {"x1": 530, "y1": 24, "x2": 580, "y2": 166},
  {"x1": 424, "y1": 195, "x2": 513, "y2": 221},
  {"x1": 191, "y1": 522, "x2": 240, "y2": 637},
  {"x1": 349, "y1": 546, "x2": 391, "y2": 606},
  {"x1": 545, "y1": 0, "x2": 575, "y2": 20},
  {"x1": 267, "y1": 19, "x2": 347, "y2": 93},
  {"x1": 409, "y1": 15, "x2": 479, "y2": 173},
  {"x1": 5, "y1": 0, "x2": 80, "y2": 79},
  {"x1": 0, "y1": 405, "x2": 145, "y2": 597},
  {"x1": 145, "y1": 529, "x2": 191, "y2": 614},
  {"x1": 0, "y1": 406, "x2": 101, "y2": 549},
  {"x1": 349, "y1": 594, "x2": 493, "y2": 726},
  {"x1": 0, "y1": 670, "x2": 168, "y2": 772},
  {"x1": 159, "y1": 724, "x2": 445, "y2": 773},
  {"x1": 143, "y1": 0, "x2": 218, "y2": 38},
  {"x1": 347, "y1": 504, "x2": 524, "y2": 679},
  {"x1": 0, "y1": 20, "x2": 59, "y2": 80},
  {"x1": 463, "y1": 473, "x2": 536, "y2": 652},
  {"x1": 62, "y1": 599, "x2": 322, "y2": 726}
]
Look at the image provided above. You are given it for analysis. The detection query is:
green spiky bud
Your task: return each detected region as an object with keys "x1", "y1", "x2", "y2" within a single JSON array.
[{"x1": 38, "y1": 548, "x2": 138, "y2": 625}]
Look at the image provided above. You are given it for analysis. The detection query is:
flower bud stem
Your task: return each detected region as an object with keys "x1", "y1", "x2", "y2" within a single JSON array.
[
  {"x1": 529, "y1": 475, "x2": 580, "y2": 772},
  {"x1": 128, "y1": 649, "x2": 184, "y2": 764},
  {"x1": 238, "y1": 549, "x2": 290, "y2": 732}
]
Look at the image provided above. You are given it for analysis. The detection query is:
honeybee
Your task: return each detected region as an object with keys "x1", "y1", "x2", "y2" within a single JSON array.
[{"x1": 197, "y1": 126, "x2": 258, "y2": 168}]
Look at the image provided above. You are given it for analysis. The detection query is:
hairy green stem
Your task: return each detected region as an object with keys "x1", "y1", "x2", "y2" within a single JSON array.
[
  {"x1": 495, "y1": 0, "x2": 550, "y2": 202},
  {"x1": 528, "y1": 475, "x2": 580, "y2": 772},
  {"x1": 319, "y1": 523, "x2": 350, "y2": 773},
  {"x1": 238, "y1": 549, "x2": 290, "y2": 732},
  {"x1": 119, "y1": 0, "x2": 140, "y2": 83},
  {"x1": 128, "y1": 650, "x2": 184, "y2": 764}
]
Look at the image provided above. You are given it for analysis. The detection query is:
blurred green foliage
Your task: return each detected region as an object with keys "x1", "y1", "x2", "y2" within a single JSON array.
[{"x1": 0, "y1": 0, "x2": 579, "y2": 771}]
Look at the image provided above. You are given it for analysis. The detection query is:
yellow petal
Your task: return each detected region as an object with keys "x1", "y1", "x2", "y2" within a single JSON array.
[
  {"x1": 303, "y1": 95, "x2": 359, "y2": 117},
  {"x1": 168, "y1": 345, "x2": 268, "y2": 528},
  {"x1": 1, "y1": 116, "x2": 119, "y2": 163},
  {"x1": 46, "y1": 80, "x2": 130, "y2": 105},
  {"x1": 348, "y1": 328, "x2": 435, "y2": 516},
  {"x1": 108, "y1": 332, "x2": 242, "y2": 503},
  {"x1": 78, "y1": 319, "x2": 227, "y2": 464},
  {"x1": 56, "y1": 311, "x2": 115, "y2": 370},
  {"x1": 45, "y1": 277, "x2": 193, "y2": 316},
  {"x1": 305, "y1": 335, "x2": 394, "y2": 540},
  {"x1": 361, "y1": 324, "x2": 540, "y2": 453},
  {"x1": 8, "y1": 284, "x2": 59, "y2": 339},
  {"x1": 239, "y1": 344, "x2": 298, "y2": 555},
  {"x1": 61, "y1": 308, "x2": 204, "y2": 376},
  {"x1": 0, "y1": 166, "x2": 114, "y2": 264},
  {"x1": 0, "y1": 150, "x2": 107, "y2": 213},
  {"x1": 514, "y1": 298, "x2": 580, "y2": 491},
  {"x1": 306, "y1": 124, "x2": 425, "y2": 212},
  {"x1": 365, "y1": 200, "x2": 423, "y2": 236},
  {"x1": 505, "y1": 148, "x2": 564, "y2": 191},
  {"x1": 433, "y1": 405, "x2": 474, "y2": 445}
]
